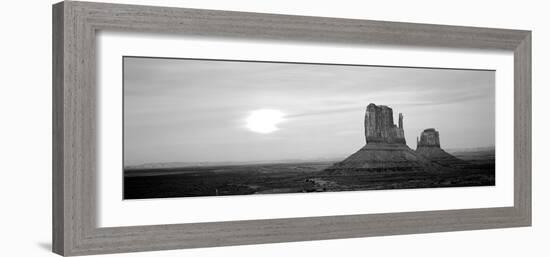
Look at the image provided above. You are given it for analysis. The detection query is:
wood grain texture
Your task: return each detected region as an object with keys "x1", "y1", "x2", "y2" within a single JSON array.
[
  {"x1": 514, "y1": 32, "x2": 532, "y2": 224},
  {"x1": 52, "y1": 1, "x2": 532, "y2": 256},
  {"x1": 52, "y1": 2, "x2": 65, "y2": 254}
]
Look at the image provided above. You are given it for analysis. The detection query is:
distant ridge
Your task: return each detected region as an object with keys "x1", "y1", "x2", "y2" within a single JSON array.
[
  {"x1": 446, "y1": 146, "x2": 495, "y2": 153},
  {"x1": 125, "y1": 157, "x2": 344, "y2": 170}
]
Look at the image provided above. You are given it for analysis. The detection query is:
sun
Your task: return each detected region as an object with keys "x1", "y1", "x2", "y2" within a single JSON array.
[{"x1": 245, "y1": 109, "x2": 285, "y2": 134}]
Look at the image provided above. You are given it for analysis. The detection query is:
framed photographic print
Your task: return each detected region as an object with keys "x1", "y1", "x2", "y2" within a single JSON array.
[{"x1": 52, "y1": 1, "x2": 531, "y2": 256}]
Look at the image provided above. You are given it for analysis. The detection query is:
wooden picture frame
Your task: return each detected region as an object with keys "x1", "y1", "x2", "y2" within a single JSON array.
[{"x1": 52, "y1": 1, "x2": 531, "y2": 256}]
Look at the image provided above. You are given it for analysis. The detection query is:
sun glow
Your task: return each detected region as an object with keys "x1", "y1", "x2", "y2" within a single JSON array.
[{"x1": 245, "y1": 109, "x2": 286, "y2": 134}]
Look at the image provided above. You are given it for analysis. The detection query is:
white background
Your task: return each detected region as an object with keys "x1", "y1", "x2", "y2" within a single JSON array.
[
  {"x1": 98, "y1": 32, "x2": 513, "y2": 227},
  {"x1": 0, "y1": 0, "x2": 548, "y2": 256}
]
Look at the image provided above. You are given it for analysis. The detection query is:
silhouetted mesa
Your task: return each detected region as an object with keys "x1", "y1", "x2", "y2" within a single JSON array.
[
  {"x1": 417, "y1": 128, "x2": 440, "y2": 147},
  {"x1": 327, "y1": 103, "x2": 437, "y2": 172},
  {"x1": 415, "y1": 128, "x2": 468, "y2": 167},
  {"x1": 365, "y1": 103, "x2": 406, "y2": 144}
]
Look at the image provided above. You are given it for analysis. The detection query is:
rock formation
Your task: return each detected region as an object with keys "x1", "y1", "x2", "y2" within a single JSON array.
[
  {"x1": 415, "y1": 128, "x2": 467, "y2": 167},
  {"x1": 417, "y1": 128, "x2": 440, "y2": 147},
  {"x1": 364, "y1": 104, "x2": 406, "y2": 144},
  {"x1": 327, "y1": 104, "x2": 436, "y2": 172}
]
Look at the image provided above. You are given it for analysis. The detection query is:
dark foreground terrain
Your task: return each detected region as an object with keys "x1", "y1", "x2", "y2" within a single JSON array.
[{"x1": 124, "y1": 150, "x2": 495, "y2": 199}]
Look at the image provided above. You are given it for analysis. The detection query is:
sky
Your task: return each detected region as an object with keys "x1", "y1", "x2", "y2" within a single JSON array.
[{"x1": 123, "y1": 57, "x2": 495, "y2": 166}]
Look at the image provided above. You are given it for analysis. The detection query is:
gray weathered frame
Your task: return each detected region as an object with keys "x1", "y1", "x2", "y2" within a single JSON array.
[{"x1": 52, "y1": 1, "x2": 531, "y2": 256}]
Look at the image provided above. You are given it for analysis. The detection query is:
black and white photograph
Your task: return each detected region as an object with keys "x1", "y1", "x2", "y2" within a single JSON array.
[
  {"x1": 1, "y1": 0, "x2": 541, "y2": 256},
  {"x1": 0, "y1": 0, "x2": 542, "y2": 256},
  {"x1": 123, "y1": 57, "x2": 496, "y2": 199}
]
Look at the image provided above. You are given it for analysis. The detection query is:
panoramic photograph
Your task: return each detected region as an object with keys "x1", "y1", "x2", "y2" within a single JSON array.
[{"x1": 123, "y1": 56, "x2": 496, "y2": 200}]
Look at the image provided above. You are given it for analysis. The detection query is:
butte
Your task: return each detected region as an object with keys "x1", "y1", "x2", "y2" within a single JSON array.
[
  {"x1": 327, "y1": 103, "x2": 437, "y2": 172},
  {"x1": 415, "y1": 128, "x2": 468, "y2": 167}
]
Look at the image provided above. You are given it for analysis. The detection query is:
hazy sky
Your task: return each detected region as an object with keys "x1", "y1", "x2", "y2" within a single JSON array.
[{"x1": 124, "y1": 57, "x2": 495, "y2": 166}]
